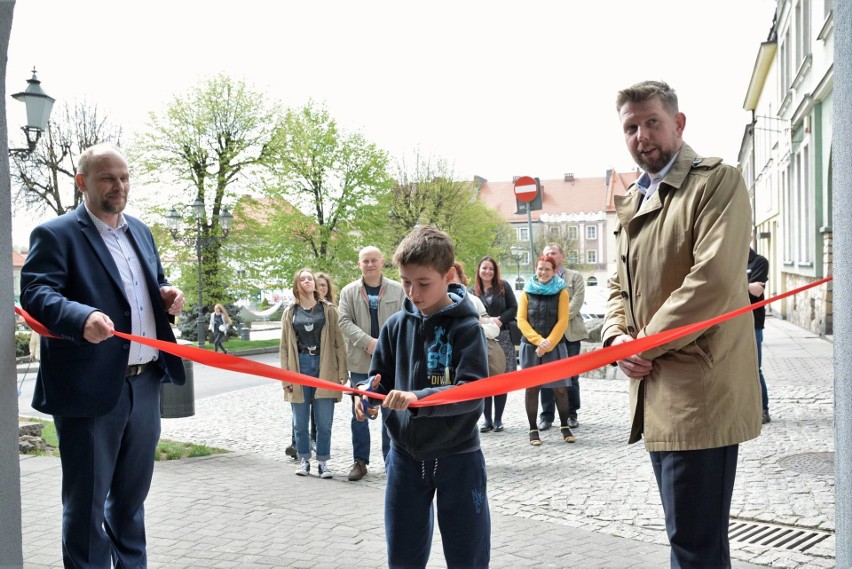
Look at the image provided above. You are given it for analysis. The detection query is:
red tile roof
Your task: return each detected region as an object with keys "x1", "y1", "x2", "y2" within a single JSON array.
[
  {"x1": 477, "y1": 170, "x2": 640, "y2": 222},
  {"x1": 12, "y1": 250, "x2": 27, "y2": 268}
]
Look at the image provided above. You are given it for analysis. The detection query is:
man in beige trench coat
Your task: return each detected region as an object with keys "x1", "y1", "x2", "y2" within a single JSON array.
[{"x1": 602, "y1": 80, "x2": 762, "y2": 569}]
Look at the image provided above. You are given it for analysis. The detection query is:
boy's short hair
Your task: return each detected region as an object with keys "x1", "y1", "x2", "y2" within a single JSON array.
[{"x1": 393, "y1": 226, "x2": 454, "y2": 274}]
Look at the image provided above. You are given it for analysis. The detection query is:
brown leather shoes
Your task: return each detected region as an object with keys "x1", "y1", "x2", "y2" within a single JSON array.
[{"x1": 348, "y1": 460, "x2": 368, "y2": 481}]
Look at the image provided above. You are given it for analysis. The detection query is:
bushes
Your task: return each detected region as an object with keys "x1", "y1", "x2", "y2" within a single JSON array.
[{"x1": 15, "y1": 333, "x2": 31, "y2": 358}]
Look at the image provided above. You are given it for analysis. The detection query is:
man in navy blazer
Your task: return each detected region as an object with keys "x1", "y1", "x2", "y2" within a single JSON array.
[{"x1": 21, "y1": 144, "x2": 187, "y2": 568}]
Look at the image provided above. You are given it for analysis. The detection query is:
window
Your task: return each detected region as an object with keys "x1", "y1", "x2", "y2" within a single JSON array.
[
  {"x1": 586, "y1": 225, "x2": 597, "y2": 240},
  {"x1": 568, "y1": 250, "x2": 579, "y2": 265},
  {"x1": 782, "y1": 166, "x2": 794, "y2": 262},
  {"x1": 587, "y1": 250, "x2": 597, "y2": 264},
  {"x1": 549, "y1": 225, "x2": 559, "y2": 237},
  {"x1": 796, "y1": 145, "x2": 813, "y2": 264},
  {"x1": 779, "y1": 30, "x2": 790, "y2": 94},
  {"x1": 567, "y1": 226, "x2": 578, "y2": 241},
  {"x1": 796, "y1": 0, "x2": 811, "y2": 65},
  {"x1": 517, "y1": 227, "x2": 529, "y2": 241},
  {"x1": 586, "y1": 276, "x2": 598, "y2": 287}
]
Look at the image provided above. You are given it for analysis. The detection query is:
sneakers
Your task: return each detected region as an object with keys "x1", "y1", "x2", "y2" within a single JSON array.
[
  {"x1": 348, "y1": 460, "x2": 368, "y2": 481},
  {"x1": 762, "y1": 409, "x2": 771, "y2": 424},
  {"x1": 567, "y1": 417, "x2": 579, "y2": 429},
  {"x1": 295, "y1": 458, "x2": 310, "y2": 476},
  {"x1": 318, "y1": 462, "x2": 333, "y2": 479}
]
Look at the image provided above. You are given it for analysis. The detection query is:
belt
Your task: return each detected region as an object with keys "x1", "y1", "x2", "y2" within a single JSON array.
[
  {"x1": 298, "y1": 346, "x2": 318, "y2": 356},
  {"x1": 126, "y1": 362, "x2": 152, "y2": 377}
]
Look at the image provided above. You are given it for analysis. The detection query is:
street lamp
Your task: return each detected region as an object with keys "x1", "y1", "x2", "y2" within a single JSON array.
[
  {"x1": 165, "y1": 199, "x2": 233, "y2": 348},
  {"x1": 9, "y1": 68, "x2": 55, "y2": 158}
]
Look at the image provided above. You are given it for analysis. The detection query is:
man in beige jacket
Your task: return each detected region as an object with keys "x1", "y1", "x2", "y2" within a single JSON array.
[
  {"x1": 602, "y1": 80, "x2": 761, "y2": 568},
  {"x1": 537, "y1": 243, "x2": 587, "y2": 430},
  {"x1": 338, "y1": 246, "x2": 405, "y2": 481}
]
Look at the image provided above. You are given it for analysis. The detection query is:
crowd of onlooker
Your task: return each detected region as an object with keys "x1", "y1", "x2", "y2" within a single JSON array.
[{"x1": 278, "y1": 241, "x2": 592, "y2": 481}]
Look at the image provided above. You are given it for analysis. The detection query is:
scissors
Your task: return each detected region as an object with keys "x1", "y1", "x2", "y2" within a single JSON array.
[{"x1": 359, "y1": 379, "x2": 379, "y2": 420}]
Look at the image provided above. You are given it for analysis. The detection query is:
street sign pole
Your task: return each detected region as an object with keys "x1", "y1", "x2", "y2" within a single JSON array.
[
  {"x1": 527, "y1": 207, "x2": 535, "y2": 269},
  {"x1": 513, "y1": 175, "x2": 539, "y2": 278}
]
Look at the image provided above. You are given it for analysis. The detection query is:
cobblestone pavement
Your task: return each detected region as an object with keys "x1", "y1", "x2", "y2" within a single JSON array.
[{"x1": 20, "y1": 315, "x2": 835, "y2": 567}]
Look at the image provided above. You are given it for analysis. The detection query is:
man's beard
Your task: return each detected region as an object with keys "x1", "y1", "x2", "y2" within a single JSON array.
[
  {"x1": 633, "y1": 146, "x2": 674, "y2": 175},
  {"x1": 100, "y1": 195, "x2": 126, "y2": 214}
]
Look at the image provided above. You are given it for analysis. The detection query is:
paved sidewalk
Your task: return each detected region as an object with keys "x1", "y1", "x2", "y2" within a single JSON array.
[
  {"x1": 18, "y1": 315, "x2": 835, "y2": 568},
  {"x1": 19, "y1": 453, "x2": 765, "y2": 568}
]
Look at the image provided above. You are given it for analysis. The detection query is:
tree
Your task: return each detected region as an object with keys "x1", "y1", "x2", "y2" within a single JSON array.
[
  {"x1": 381, "y1": 151, "x2": 514, "y2": 272},
  {"x1": 133, "y1": 74, "x2": 279, "y2": 308},
  {"x1": 239, "y1": 101, "x2": 391, "y2": 283},
  {"x1": 11, "y1": 100, "x2": 122, "y2": 217}
]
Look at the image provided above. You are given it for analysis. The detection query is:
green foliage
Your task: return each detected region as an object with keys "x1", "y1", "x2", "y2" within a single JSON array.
[
  {"x1": 133, "y1": 74, "x2": 280, "y2": 304},
  {"x1": 234, "y1": 101, "x2": 392, "y2": 285},
  {"x1": 155, "y1": 439, "x2": 226, "y2": 461},
  {"x1": 15, "y1": 332, "x2": 30, "y2": 358},
  {"x1": 41, "y1": 420, "x2": 58, "y2": 448},
  {"x1": 21, "y1": 418, "x2": 226, "y2": 460},
  {"x1": 377, "y1": 151, "x2": 514, "y2": 271},
  {"x1": 211, "y1": 338, "x2": 279, "y2": 351}
]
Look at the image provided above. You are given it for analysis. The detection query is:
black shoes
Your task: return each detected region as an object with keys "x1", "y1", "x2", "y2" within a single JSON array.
[
  {"x1": 567, "y1": 417, "x2": 579, "y2": 429},
  {"x1": 762, "y1": 410, "x2": 771, "y2": 424},
  {"x1": 537, "y1": 419, "x2": 552, "y2": 431},
  {"x1": 480, "y1": 422, "x2": 494, "y2": 432},
  {"x1": 493, "y1": 421, "x2": 504, "y2": 432}
]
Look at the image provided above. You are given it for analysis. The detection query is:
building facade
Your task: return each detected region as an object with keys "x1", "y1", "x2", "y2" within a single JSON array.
[
  {"x1": 739, "y1": 0, "x2": 834, "y2": 336},
  {"x1": 475, "y1": 170, "x2": 639, "y2": 287}
]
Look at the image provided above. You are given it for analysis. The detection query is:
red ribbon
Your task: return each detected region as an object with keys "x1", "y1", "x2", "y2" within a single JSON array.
[{"x1": 14, "y1": 275, "x2": 831, "y2": 408}]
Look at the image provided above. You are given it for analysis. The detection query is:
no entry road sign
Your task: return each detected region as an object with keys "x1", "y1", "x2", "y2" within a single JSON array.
[{"x1": 514, "y1": 176, "x2": 538, "y2": 203}]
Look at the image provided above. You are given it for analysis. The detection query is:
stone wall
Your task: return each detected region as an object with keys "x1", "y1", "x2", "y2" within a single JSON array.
[{"x1": 781, "y1": 231, "x2": 833, "y2": 337}]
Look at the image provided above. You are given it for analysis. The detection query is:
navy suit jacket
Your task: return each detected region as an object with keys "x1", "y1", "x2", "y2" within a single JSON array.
[{"x1": 20, "y1": 204, "x2": 186, "y2": 417}]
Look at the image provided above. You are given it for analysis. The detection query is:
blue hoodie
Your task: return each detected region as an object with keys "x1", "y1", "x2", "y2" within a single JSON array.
[{"x1": 367, "y1": 283, "x2": 488, "y2": 460}]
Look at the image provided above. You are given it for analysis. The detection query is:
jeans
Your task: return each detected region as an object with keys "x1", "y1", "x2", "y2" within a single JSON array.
[
  {"x1": 213, "y1": 330, "x2": 226, "y2": 352},
  {"x1": 385, "y1": 449, "x2": 490, "y2": 569},
  {"x1": 540, "y1": 340, "x2": 581, "y2": 421},
  {"x1": 291, "y1": 353, "x2": 335, "y2": 461},
  {"x1": 350, "y1": 372, "x2": 391, "y2": 464},
  {"x1": 755, "y1": 328, "x2": 769, "y2": 411}
]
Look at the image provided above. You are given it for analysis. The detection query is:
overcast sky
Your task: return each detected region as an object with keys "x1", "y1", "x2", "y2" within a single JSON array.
[{"x1": 6, "y1": 0, "x2": 777, "y2": 245}]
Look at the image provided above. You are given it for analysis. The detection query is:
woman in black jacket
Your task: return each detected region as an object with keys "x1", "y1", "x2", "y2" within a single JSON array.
[{"x1": 471, "y1": 256, "x2": 518, "y2": 432}]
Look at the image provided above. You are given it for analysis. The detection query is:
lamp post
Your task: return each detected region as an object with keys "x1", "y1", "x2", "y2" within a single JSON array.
[
  {"x1": 165, "y1": 199, "x2": 233, "y2": 348},
  {"x1": 9, "y1": 68, "x2": 55, "y2": 158}
]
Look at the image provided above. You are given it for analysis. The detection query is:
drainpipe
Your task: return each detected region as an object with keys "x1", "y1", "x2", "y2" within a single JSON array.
[{"x1": 751, "y1": 110, "x2": 758, "y2": 248}]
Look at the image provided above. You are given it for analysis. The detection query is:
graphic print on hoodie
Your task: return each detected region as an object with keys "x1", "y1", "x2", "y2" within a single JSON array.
[
  {"x1": 427, "y1": 326, "x2": 454, "y2": 386},
  {"x1": 366, "y1": 283, "x2": 490, "y2": 460}
]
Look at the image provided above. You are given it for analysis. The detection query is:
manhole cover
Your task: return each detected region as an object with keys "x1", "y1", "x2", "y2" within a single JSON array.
[{"x1": 778, "y1": 452, "x2": 834, "y2": 476}]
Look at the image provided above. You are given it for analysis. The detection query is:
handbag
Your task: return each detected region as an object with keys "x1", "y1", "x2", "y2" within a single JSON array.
[
  {"x1": 218, "y1": 324, "x2": 227, "y2": 332},
  {"x1": 508, "y1": 319, "x2": 522, "y2": 347},
  {"x1": 486, "y1": 338, "x2": 506, "y2": 377}
]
